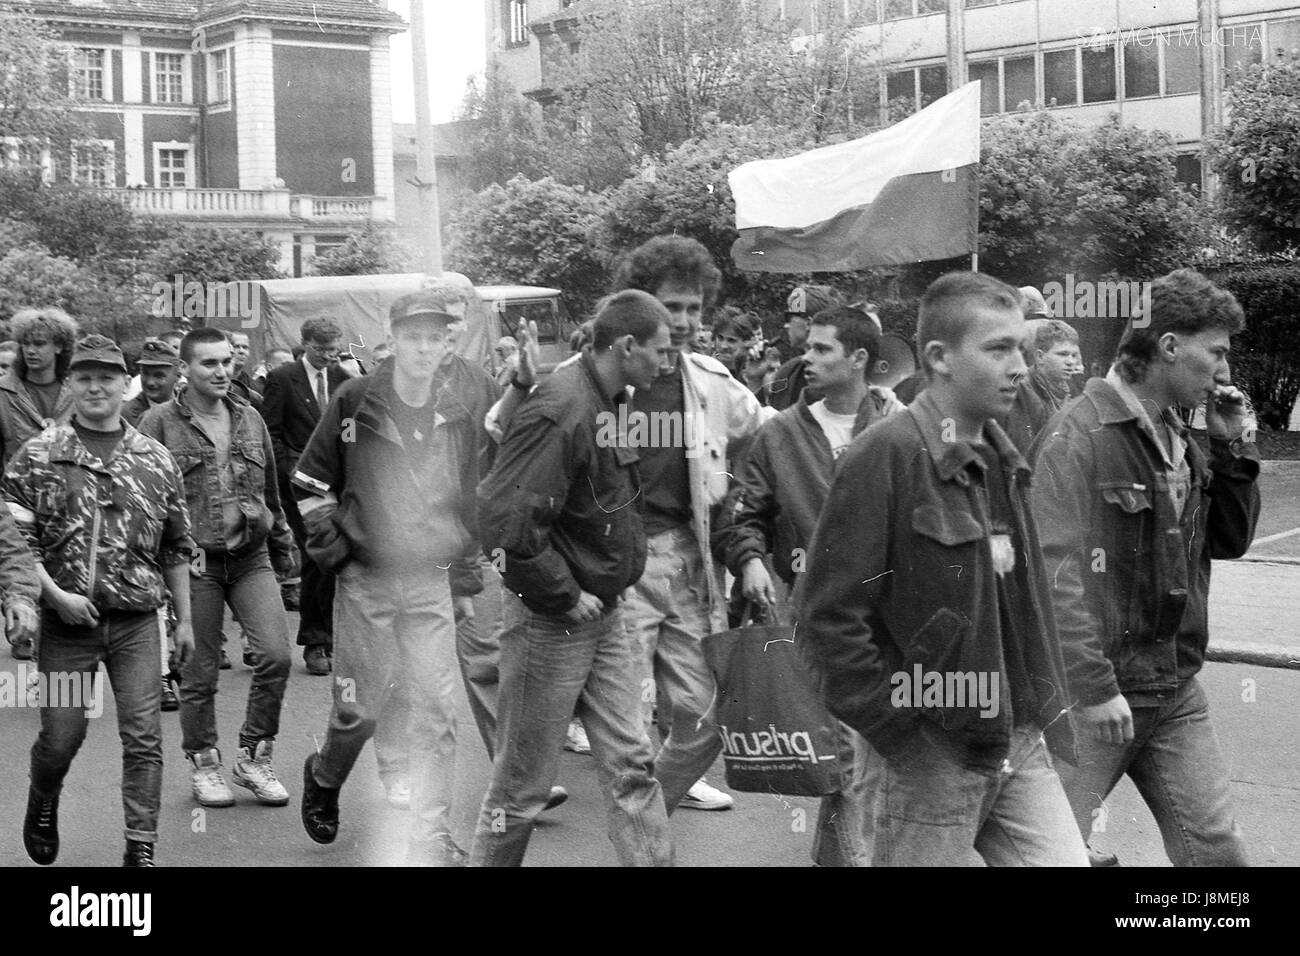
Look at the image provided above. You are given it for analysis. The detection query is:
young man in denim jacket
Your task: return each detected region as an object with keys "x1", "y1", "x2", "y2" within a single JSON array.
[
  {"x1": 137, "y1": 327, "x2": 299, "y2": 810},
  {"x1": 799, "y1": 273, "x2": 1086, "y2": 866},
  {"x1": 1030, "y1": 269, "x2": 1258, "y2": 866}
]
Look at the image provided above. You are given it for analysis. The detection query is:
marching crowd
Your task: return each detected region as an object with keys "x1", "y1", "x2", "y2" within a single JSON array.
[{"x1": 0, "y1": 231, "x2": 1259, "y2": 867}]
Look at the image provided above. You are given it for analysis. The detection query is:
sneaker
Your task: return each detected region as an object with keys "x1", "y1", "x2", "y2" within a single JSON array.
[
  {"x1": 161, "y1": 676, "x2": 179, "y2": 712},
  {"x1": 406, "y1": 832, "x2": 468, "y2": 867},
  {"x1": 10, "y1": 638, "x2": 33, "y2": 661},
  {"x1": 22, "y1": 787, "x2": 59, "y2": 865},
  {"x1": 233, "y1": 740, "x2": 291, "y2": 806},
  {"x1": 1087, "y1": 844, "x2": 1120, "y2": 867},
  {"x1": 544, "y1": 785, "x2": 569, "y2": 812},
  {"x1": 123, "y1": 839, "x2": 155, "y2": 867},
  {"x1": 301, "y1": 753, "x2": 340, "y2": 844},
  {"x1": 564, "y1": 718, "x2": 591, "y2": 755},
  {"x1": 679, "y1": 778, "x2": 734, "y2": 811},
  {"x1": 188, "y1": 748, "x2": 236, "y2": 807},
  {"x1": 304, "y1": 646, "x2": 331, "y2": 676},
  {"x1": 386, "y1": 780, "x2": 412, "y2": 810}
]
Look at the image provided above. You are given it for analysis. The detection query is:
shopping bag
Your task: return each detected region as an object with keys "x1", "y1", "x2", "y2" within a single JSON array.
[{"x1": 702, "y1": 607, "x2": 843, "y2": 797}]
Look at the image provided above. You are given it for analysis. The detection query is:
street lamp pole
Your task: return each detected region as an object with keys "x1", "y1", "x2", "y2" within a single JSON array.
[{"x1": 410, "y1": 0, "x2": 443, "y2": 274}]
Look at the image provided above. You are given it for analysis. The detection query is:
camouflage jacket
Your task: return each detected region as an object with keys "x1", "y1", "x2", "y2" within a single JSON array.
[
  {"x1": 0, "y1": 372, "x2": 74, "y2": 467},
  {"x1": 0, "y1": 503, "x2": 40, "y2": 613},
  {"x1": 3, "y1": 422, "x2": 195, "y2": 613}
]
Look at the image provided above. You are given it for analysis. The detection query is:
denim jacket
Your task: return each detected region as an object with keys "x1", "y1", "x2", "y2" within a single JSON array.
[
  {"x1": 3, "y1": 422, "x2": 194, "y2": 612},
  {"x1": 136, "y1": 387, "x2": 296, "y2": 573},
  {"x1": 1029, "y1": 376, "x2": 1260, "y2": 706},
  {"x1": 799, "y1": 390, "x2": 1076, "y2": 771}
]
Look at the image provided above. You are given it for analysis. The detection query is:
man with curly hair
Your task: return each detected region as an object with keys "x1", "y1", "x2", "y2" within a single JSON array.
[
  {"x1": 1031, "y1": 269, "x2": 1259, "y2": 866},
  {"x1": 0, "y1": 308, "x2": 78, "y2": 466}
]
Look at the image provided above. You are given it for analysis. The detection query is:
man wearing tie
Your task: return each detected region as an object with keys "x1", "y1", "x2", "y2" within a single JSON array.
[{"x1": 262, "y1": 318, "x2": 353, "y2": 676}]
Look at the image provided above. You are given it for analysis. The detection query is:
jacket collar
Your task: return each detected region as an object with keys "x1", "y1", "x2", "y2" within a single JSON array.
[
  {"x1": 172, "y1": 382, "x2": 248, "y2": 423},
  {"x1": 795, "y1": 387, "x2": 879, "y2": 438},
  {"x1": 909, "y1": 389, "x2": 1030, "y2": 487},
  {"x1": 1094, "y1": 368, "x2": 1189, "y2": 434},
  {"x1": 354, "y1": 352, "x2": 474, "y2": 447},
  {"x1": 579, "y1": 350, "x2": 629, "y2": 414}
]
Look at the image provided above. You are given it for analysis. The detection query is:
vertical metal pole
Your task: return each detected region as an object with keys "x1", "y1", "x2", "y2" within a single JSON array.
[
  {"x1": 1199, "y1": 0, "x2": 1223, "y2": 198},
  {"x1": 410, "y1": 0, "x2": 443, "y2": 273}
]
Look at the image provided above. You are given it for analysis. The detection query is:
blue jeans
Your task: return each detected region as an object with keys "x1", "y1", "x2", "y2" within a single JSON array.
[
  {"x1": 623, "y1": 524, "x2": 721, "y2": 812},
  {"x1": 30, "y1": 608, "x2": 163, "y2": 844},
  {"x1": 312, "y1": 560, "x2": 458, "y2": 844},
  {"x1": 869, "y1": 724, "x2": 1088, "y2": 866},
  {"x1": 470, "y1": 591, "x2": 673, "y2": 867},
  {"x1": 1060, "y1": 676, "x2": 1248, "y2": 866},
  {"x1": 181, "y1": 547, "x2": 292, "y2": 754}
]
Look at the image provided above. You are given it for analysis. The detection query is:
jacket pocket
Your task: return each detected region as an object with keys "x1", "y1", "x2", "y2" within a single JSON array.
[{"x1": 911, "y1": 503, "x2": 985, "y2": 547}]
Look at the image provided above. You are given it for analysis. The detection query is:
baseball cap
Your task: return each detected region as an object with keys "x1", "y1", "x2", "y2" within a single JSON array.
[
  {"x1": 786, "y1": 284, "x2": 840, "y2": 318},
  {"x1": 388, "y1": 290, "x2": 464, "y2": 331},
  {"x1": 136, "y1": 337, "x2": 179, "y2": 367},
  {"x1": 68, "y1": 334, "x2": 128, "y2": 373}
]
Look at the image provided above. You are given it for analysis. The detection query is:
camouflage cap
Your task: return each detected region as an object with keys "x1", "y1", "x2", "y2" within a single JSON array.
[
  {"x1": 136, "y1": 337, "x2": 180, "y2": 367},
  {"x1": 68, "y1": 334, "x2": 128, "y2": 373}
]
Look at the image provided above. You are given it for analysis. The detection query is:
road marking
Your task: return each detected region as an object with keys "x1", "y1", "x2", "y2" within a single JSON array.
[{"x1": 1252, "y1": 526, "x2": 1300, "y2": 546}]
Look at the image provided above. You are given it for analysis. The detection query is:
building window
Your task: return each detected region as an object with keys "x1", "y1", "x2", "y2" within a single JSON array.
[
  {"x1": 1164, "y1": 30, "x2": 1200, "y2": 94},
  {"x1": 155, "y1": 144, "x2": 191, "y2": 188},
  {"x1": 72, "y1": 141, "x2": 115, "y2": 187},
  {"x1": 1081, "y1": 45, "x2": 1116, "y2": 103},
  {"x1": 886, "y1": 64, "x2": 947, "y2": 116},
  {"x1": 1043, "y1": 48, "x2": 1077, "y2": 106},
  {"x1": 1268, "y1": 17, "x2": 1300, "y2": 59},
  {"x1": 883, "y1": 0, "x2": 911, "y2": 19},
  {"x1": 1003, "y1": 54, "x2": 1035, "y2": 110},
  {"x1": 209, "y1": 49, "x2": 229, "y2": 104},
  {"x1": 505, "y1": 1, "x2": 528, "y2": 48},
  {"x1": 1, "y1": 139, "x2": 54, "y2": 181},
  {"x1": 1123, "y1": 39, "x2": 1160, "y2": 98},
  {"x1": 968, "y1": 60, "x2": 999, "y2": 115},
  {"x1": 154, "y1": 52, "x2": 185, "y2": 104},
  {"x1": 1175, "y1": 153, "x2": 1202, "y2": 192},
  {"x1": 1223, "y1": 22, "x2": 1263, "y2": 84},
  {"x1": 75, "y1": 48, "x2": 108, "y2": 101}
]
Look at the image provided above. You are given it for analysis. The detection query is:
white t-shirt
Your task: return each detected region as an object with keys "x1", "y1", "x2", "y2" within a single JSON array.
[{"x1": 808, "y1": 399, "x2": 857, "y2": 460}]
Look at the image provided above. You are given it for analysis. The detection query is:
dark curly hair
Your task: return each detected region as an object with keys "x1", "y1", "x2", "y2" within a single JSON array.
[
  {"x1": 1116, "y1": 269, "x2": 1245, "y2": 383},
  {"x1": 611, "y1": 235, "x2": 722, "y2": 312}
]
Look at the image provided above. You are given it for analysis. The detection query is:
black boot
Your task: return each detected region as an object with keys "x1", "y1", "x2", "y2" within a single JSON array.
[
  {"x1": 123, "y1": 839, "x2": 155, "y2": 867},
  {"x1": 301, "y1": 754, "x2": 340, "y2": 844},
  {"x1": 23, "y1": 787, "x2": 59, "y2": 865}
]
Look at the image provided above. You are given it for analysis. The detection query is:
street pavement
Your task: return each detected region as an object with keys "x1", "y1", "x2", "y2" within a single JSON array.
[{"x1": 0, "y1": 466, "x2": 1297, "y2": 868}]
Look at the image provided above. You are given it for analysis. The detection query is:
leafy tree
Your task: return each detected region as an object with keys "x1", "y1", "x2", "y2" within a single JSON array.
[
  {"x1": 445, "y1": 175, "x2": 608, "y2": 318},
  {"x1": 0, "y1": 242, "x2": 148, "y2": 343},
  {"x1": 0, "y1": 7, "x2": 88, "y2": 167},
  {"x1": 455, "y1": 64, "x2": 551, "y2": 192},
  {"x1": 1207, "y1": 53, "x2": 1300, "y2": 253},
  {"x1": 978, "y1": 111, "x2": 1210, "y2": 283},
  {"x1": 311, "y1": 223, "x2": 414, "y2": 276},
  {"x1": 1213, "y1": 262, "x2": 1300, "y2": 430},
  {"x1": 142, "y1": 227, "x2": 282, "y2": 287}
]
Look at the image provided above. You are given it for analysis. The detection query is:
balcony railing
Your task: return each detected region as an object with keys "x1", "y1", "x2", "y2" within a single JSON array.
[{"x1": 99, "y1": 187, "x2": 380, "y2": 222}]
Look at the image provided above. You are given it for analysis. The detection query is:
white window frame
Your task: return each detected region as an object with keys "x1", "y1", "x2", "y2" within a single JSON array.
[
  {"x1": 72, "y1": 46, "x2": 113, "y2": 102},
  {"x1": 0, "y1": 137, "x2": 55, "y2": 182},
  {"x1": 153, "y1": 142, "x2": 194, "y2": 188},
  {"x1": 505, "y1": 0, "x2": 528, "y2": 48},
  {"x1": 71, "y1": 139, "x2": 117, "y2": 187},
  {"x1": 208, "y1": 48, "x2": 231, "y2": 105},
  {"x1": 150, "y1": 50, "x2": 192, "y2": 105}
]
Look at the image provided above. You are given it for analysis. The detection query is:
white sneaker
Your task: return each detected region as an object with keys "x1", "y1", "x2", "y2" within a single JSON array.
[
  {"x1": 564, "y1": 718, "x2": 592, "y2": 755},
  {"x1": 386, "y1": 780, "x2": 412, "y2": 810},
  {"x1": 680, "y1": 778, "x2": 734, "y2": 811},
  {"x1": 232, "y1": 740, "x2": 290, "y2": 806},
  {"x1": 189, "y1": 749, "x2": 236, "y2": 807}
]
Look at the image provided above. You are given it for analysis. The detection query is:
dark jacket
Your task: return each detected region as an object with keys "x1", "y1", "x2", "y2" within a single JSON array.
[
  {"x1": 765, "y1": 355, "x2": 809, "y2": 411},
  {"x1": 1029, "y1": 376, "x2": 1260, "y2": 706},
  {"x1": 261, "y1": 359, "x2": 350, "y2": 481},
  {"x1": 1000, "y1": 375, "x2": 1051, "y2": 459},
  {"x1": 0, "y1": 371, "x2": 74, "y2": 467},
  {"x1": 714, "y1": 389, "x2": 881, "y2": 585},
  {"x1": 291, "y1": 354, "x2": 497, "y2": 575},
  {"x1": 136, "y1": 386, "x2": 295, "y2": 571},
  {"x1": 477, "y1": 352, "x2": 646, "y2": 616},
  {"x1": 798, "y1": 390, "x2": 1075, "y2": 771},
  {"x1": 122, "y1": 393, "x2": 160, "y2": 428}
]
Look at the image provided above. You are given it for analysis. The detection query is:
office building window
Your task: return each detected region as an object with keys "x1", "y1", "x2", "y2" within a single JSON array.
[
  {"x1": 1165, "y1": 30, "x2": 1200, "y2": 95},
  {"x1": 1043, "y1": 48, "x2": 1076, "y2": 106},
  {"x1": 156, "y1": 146, "x2": 190, "y2": 188},
  {"x1": 1223, "y1": 21, "x2": 1263, "y2": 83},
  {"x1": 919, "y1": 63, "x2": 947, "y2": 107},
  {"x1": 506, "y1": 1, "x2": 528, "y2": 47},
  {"x1": 75, "y1": 48, "x2": 107, "y2": 101},
  {"x1": 209, "y1": 49, "x2": 229, "y2": 103},
  {"x1": 969, "y1": 60, "x2": 999, "y2": 115},
  {"x1": 883, "y1": 0, "x2": 911, "y2": 20},
  {"x1": 886, "y1": 64, "x2": 947, "y2": 115},
  {"x1": 1175, "y1": 153, "x2": 1202, "y2": 192},
  {"x1": 1003, "y1": 54, "x2": 1035, "y2": 110},
  {"x1": 1269, "y1": 18, "x2": 1300, "y2": 58},
  {"x1": 1082, "y1": 45, "x2": 1116, "y2": 102},
  {"x1": 917, "y1": 0, "x2": 945, "y2": 13},
  {"x1": 1123, "y1": 40, "x2": 1160, "y2": 98}
]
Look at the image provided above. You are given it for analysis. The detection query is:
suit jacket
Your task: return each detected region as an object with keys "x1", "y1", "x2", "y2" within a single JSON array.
[{"x1": 262, "y1": 360, "x2": 350, "y2": 480}]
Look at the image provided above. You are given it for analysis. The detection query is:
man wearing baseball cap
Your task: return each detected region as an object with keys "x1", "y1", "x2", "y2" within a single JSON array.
[
  {"x1": 123, "y1": 338, "x2": 181, "y2": 428},
  {"x1": 293, "y1": 283, "x2": 497, "y2": 865},
  {"x1": 767, "y1": 284, "x2": 842, "y2": 411},
  {"x1": 6, "y1": 334, "x2": 195, "y2": 867}
]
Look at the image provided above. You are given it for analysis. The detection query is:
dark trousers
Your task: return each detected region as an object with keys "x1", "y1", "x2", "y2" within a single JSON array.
[{"x1": 280, "y1": 474, "x2": 335, "y2": 650}]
